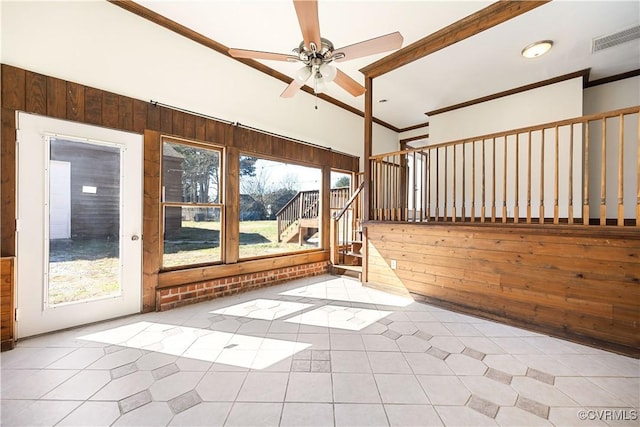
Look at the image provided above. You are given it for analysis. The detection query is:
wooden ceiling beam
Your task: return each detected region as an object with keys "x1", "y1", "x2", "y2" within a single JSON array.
[{"x1": 360, "y1": 0, "x2": 550, "y2": 79}]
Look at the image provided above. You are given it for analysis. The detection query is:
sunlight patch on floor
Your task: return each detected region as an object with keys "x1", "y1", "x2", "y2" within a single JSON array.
[
  {"x1": 279, "y1": 278, "x2": 413, "y2": 307},
  {"x1": 209, "y1": 299, "x2": 312, "y2": 320},
  {"x1": 78, "y1": 321, "x2": 310, "y2": 369}
]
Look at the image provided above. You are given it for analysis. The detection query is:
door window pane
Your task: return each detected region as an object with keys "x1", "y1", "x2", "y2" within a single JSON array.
[{"x1": 48, "y1": 138, "x2": 121, "y2": 306}]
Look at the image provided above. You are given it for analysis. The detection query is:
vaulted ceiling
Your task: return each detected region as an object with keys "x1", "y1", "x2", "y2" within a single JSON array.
[{"x1": 135, "y1": 0, "x2": 639, "y2": 131}]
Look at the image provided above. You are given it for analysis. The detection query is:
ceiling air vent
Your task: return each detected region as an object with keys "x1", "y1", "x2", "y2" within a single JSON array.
[{"x1": 592, "y1": 25, "x2": 640, "y2": 53}]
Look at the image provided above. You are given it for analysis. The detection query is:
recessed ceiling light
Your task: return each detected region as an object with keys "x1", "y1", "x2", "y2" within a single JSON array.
[{"x1": 521, "y1": 40, "x2": 553, "y2": 58}]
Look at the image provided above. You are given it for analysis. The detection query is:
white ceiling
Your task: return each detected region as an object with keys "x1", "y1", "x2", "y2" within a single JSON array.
[{"x1": 139, "y1": 0, "x2": 639, "y2": 130}]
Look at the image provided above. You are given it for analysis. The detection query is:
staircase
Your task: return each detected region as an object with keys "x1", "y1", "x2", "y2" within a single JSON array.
[
  {"x1": 276, "y1": 188, "x2": 351, "y2": 244},
  {"x1": 330, "y1": 182, "x2": 365, "y2": 279}
]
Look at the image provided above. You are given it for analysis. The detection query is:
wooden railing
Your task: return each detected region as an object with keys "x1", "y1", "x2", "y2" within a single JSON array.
[
  {"x1": 331, "y1": 181, "x2": 365, "y2": 266},
  {"x1": 276, "y1": 188, "x2": 354, "y2": 242},
  {"x1": 370, "y1": 106, "x2": 640, "y2": 226}
]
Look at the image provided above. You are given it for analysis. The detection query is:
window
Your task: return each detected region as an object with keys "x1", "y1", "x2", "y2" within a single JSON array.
[
  {"x1": 162, "y1": 139, "x2": 223, "y2": 268},
  {"x1": 239, "y1": 155, "x2": 321, "y2": 259}
]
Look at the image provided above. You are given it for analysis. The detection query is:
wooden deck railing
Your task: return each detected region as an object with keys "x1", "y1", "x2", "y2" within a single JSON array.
[
  {"x1": 276, "y1": 187, "x2": 354, "y2": 242},
  {"x1": 370, "y1": 106, "x2": 640, "y2": 226}
]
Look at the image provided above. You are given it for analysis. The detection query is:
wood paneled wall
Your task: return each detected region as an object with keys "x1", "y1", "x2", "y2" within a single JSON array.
[
  {"x1": 366, "y1": 222, "x2": 640, "y2": 356},
  {"x1": 1, "y1": 64, "x2": 359, "y2": 312}
]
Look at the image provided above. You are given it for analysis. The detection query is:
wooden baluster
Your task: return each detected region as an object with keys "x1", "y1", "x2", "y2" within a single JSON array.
[
  {"x1": 412, "y1": 151, "x2": 417, "y2": 221},
  {"x1": 568, "y1": 124, "x2": 574, "y2": 224},
  {"x1": 554, "y1": 125, "x2": 559, "y2": 225},
  {"x1": 540, "y1": 129, "x2": 545, "y2": 224},
  {"x1": 421, "y1": 152, "x2": 426, "y2": 222},
  {"x1": 427, "y1": 149, "x2": 431, "y2": 221},
  {"x1": 502, "y1": 136, "x2": 508, "y2": 223},
  {"x1": 461, "y1": 143, "x2": 466, "y2": 222},
  {"x1": 600, "y1": 118, "x2": 607, "y2": 225},
  {"x1": 444, "y1": 146, "x2": 448, "y2": 221},
  {"x1": 492, "y1": 138, "x2": 496, "y2": 223},
  {"x1": 514, "y1": 133, "x2": 519, "y2": 224},
  {"x1": 527, "y1": 130, "x2": 532, "y2": 224},
  {"x1": 435, "y1": 147, "x2": 440, "y2": 222},
  {"x1": 617, "y1": 114, "x2": 624, "y2": 226},
  {"x1": 637, "y1": 112, "x2": 640, "y2": 227},
  {"x1": 471, "y1": 141, "x2": 476, "y2": 223},
  {"x1": 452, "y1": 145, "x2": 457, "y2": 222},
  {"x1": 583, "y1": 122, "x2": 590, "y2": 225},
  {"x1": 481, "y1": 140, "x2": 486, "y2": 222}
]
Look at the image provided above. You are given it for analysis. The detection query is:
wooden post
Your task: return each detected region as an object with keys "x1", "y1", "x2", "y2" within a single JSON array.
[
  {"x1": 321, "y1": 164, "x2": 331, "y2": 251},
  {"x1": 363, "y1": 77, "x2": 373, "y2": 223},
  {"x1": 224, "y1": 145, "x2": 240, "y2": 264},
  {"x1": 427, "y1": 150, "x2": 431, "y2": 221}
]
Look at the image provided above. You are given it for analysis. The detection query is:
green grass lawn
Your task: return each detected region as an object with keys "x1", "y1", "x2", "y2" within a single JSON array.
[{"x1": 48, "y1": 220, "x2": 319, "y2": 304}]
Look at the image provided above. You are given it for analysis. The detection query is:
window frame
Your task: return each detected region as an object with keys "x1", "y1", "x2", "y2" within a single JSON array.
[{"x1": 160, "y1": 136, "x2": 225, "y2": 271}]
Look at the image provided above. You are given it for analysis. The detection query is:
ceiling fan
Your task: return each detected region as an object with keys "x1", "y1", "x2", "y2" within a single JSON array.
[{"x1": 228, "y1": 0, "x2": 403, "y2": 98}]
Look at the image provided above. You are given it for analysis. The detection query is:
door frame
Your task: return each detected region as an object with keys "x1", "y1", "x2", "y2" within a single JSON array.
[{"x1": 15, "y1": 112, "x2": 143, "y2": 339}]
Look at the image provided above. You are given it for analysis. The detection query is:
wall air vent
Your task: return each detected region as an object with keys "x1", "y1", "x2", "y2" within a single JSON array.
[{"x1": 592, "y1": 25, "x2": 640, "y2": 53}]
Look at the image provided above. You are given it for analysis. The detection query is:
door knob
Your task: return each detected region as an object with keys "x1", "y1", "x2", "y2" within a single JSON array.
[{"x1": 131, "y1": 235, "x2": 140, "y2": 241}]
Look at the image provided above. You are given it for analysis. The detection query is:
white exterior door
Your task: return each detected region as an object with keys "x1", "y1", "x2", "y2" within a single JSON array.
[{"x1": 16, "y1": 113, "x2": 143, "y2": 338}]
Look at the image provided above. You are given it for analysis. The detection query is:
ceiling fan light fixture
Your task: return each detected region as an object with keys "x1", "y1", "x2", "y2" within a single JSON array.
[
  {"x1": 521, "y1": 40, "x2": 553, "y2": 58},
  {"x1": 294, "y1": 66, "x2": 312, "y2": 84},
  {"x1": 319, "y1": 63, "x2": 337, "y2": 82}
]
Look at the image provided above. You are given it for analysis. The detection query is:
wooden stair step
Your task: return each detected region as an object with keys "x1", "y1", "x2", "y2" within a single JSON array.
[
  {"x1": 333, "y1": 264, "x2": 362, "y2": 273},
  {"x1": 340, "y1": 251, "x2": 363, "y2": 258}
]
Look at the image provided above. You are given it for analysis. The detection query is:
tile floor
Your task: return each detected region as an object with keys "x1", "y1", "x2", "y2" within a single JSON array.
[{"x1": 1, "y1": 275, "x2": 638, "y2": 426}]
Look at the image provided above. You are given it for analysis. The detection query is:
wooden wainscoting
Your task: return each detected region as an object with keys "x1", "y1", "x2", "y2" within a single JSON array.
[
  {"x1": 1, "y1": 257, "x2": 15, "y2": 351},
  {"x1": 365, "y1": 222, "x2": 640, "y2": 356}
]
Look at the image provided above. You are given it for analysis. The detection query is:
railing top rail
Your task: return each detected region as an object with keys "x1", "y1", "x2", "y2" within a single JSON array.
[
  {"x1": 370, "y1": 105, "x2": 640, "y2": 161},
  {"x1": 333, "y1": 181, "x2": 365, "y2": 221}
]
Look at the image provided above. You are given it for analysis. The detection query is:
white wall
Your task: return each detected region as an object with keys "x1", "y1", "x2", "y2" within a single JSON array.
[
  {"x1": 584, "y1": 75, "x2": 640, "y2": 114},
  {"x1": 0, "y1": 0, "x2": 397, "y2": 170},
  {"x1": 428, "y1": 78, "x2": 583, "y2": 144}
]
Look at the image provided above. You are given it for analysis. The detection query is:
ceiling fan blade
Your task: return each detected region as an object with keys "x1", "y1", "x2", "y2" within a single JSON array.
[
  {"x1": 334, "y1": 69, "x2": 365, "y2": 97},
  {"x1": 334, "y1": 31, "x2": 404, "y2": 62},
  {"x1": 281, "y1": 80, "x2": 304, "y2": 98},
  {"x1": 228, "y1": 48, "x2": 295, "y2": 62},
  {"x1": 293, "y1": 0, "x2": 321, "y2": 51}
]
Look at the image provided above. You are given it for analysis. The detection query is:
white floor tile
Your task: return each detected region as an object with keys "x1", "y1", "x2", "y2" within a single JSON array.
[
  {"x1": 375, "y1": 374, "x2": 429, "y2": 404},
  {"x1": 57, "y1": 401, "x2": 120, "y2": 426},
  {"x1": 235, "y1": 372, "x2": 289, "y2": 402},
  {"x1": 334, "y1": 403, "x2": 389, "y2": 427},
  {"x1": 224, "y1": 402, "x2": 283, "y2": 426},
  {"x1": 168, "y1": 402, "x2": 232, "y2": 426},
  {"x1": 280, "y1": 402, "x2": 334, "y2": 426},
  {"x1": 285, "y1": 372, "x2": 332, "y2": 402},
  {"x1": 333, "y1": 373, "x2": 381, "y2": 403}
]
